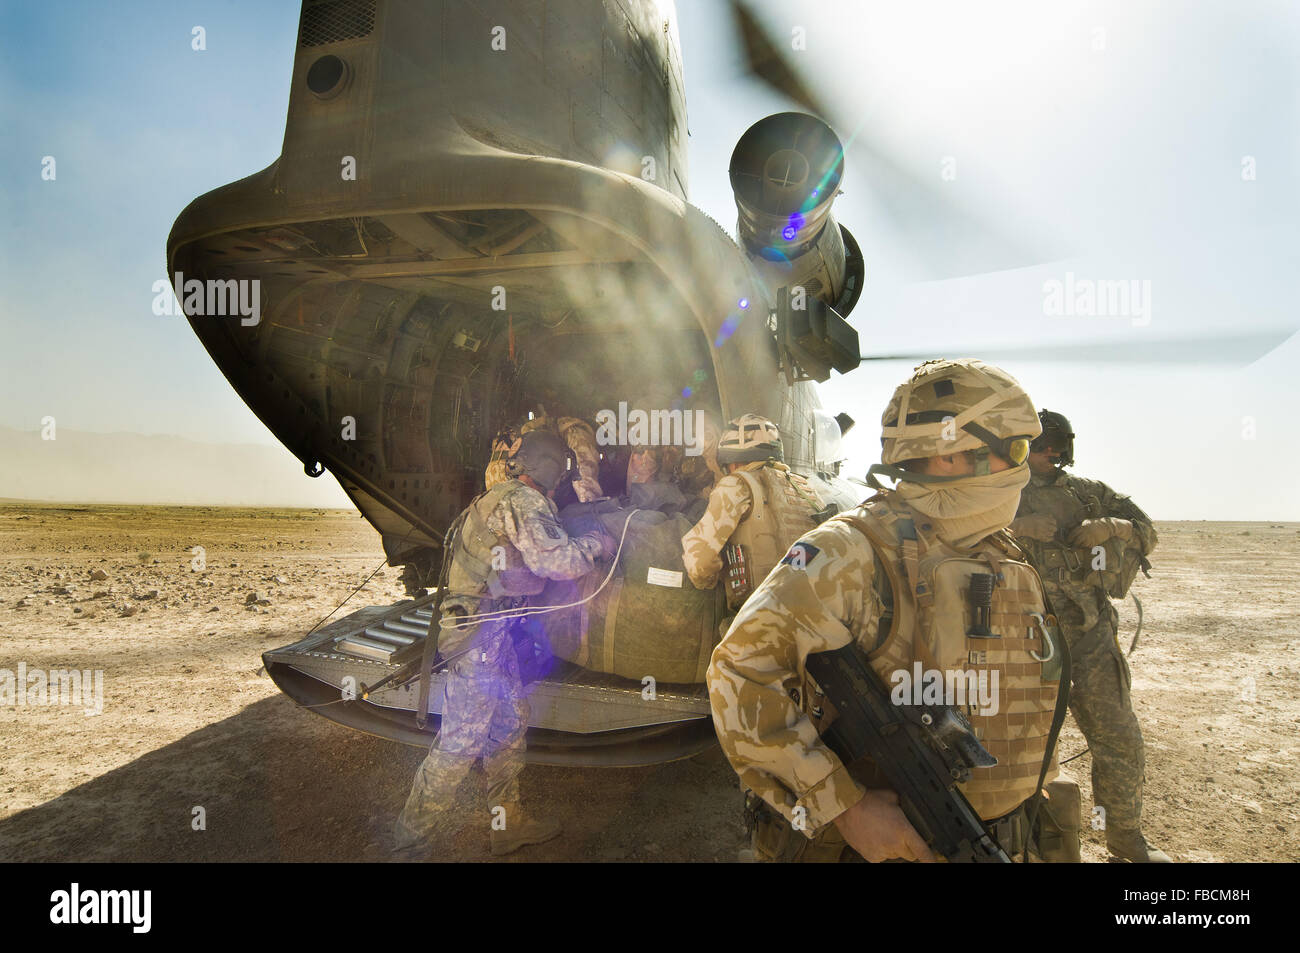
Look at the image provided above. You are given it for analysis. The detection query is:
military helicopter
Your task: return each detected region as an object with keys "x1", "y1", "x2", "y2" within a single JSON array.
[{"x1": 165, "y1": 0, "x2": 1283, "y2": 765}]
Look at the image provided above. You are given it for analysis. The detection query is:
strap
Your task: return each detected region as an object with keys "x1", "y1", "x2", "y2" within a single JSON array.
[
  {"x1": 734, "y1": 469, "x2": 764, "y2": 507},
  {"x1": 829, "y1": 511, "x2": 905, "y2": 652},
  {"x1": 601, "y1": 577, "x2": 624, "y2": 674},
  {"x1": 881, "y1": 365, "x2": 1015, "y2": 438},
  {"x1": 773, "y1": 465, "x2": 823, "y2": 512},
  {"x1": 415, "y1": 505, "x2": 473, "y2": 730},
  {"x1": 866, "y1": 463, "x2": 957, "y2": 488},
  {"x1": 1022, "y1": 623, "x2": 1072, "y2": 862}
]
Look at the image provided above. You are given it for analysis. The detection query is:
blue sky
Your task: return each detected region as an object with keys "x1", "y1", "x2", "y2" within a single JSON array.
[{"x1": 2, "y1": 0, "x2": 1298, "y2": 517}]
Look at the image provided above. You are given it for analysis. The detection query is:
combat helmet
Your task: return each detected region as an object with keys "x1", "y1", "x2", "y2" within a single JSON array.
[
  {"x1": 870, "y1": 359, "x2": 1041, "y2": 485},
  {"x1": 717, "y1": 414, "x2": 783, "y2": 465},
  {"x1": 506, "y1": 429, "x2": 572, "y2": 493},
  {"x1": 1030, "y1": 409, "x2": 1074, "y2": 468}
]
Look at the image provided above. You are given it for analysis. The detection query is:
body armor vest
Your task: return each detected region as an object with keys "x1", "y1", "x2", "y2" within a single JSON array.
[
  {"x1": 447, "y1": 480, "x2": 548, "y2": 603},
  {"x1": 819, "y1": 494, "x2": 1061, "y2": 820},
  {"x1": 1019, "y1": 475, "x2": 1143, "y2": 602},
  {"x1": 730, "y1": 465, "x2": 823, "y2": 598}
]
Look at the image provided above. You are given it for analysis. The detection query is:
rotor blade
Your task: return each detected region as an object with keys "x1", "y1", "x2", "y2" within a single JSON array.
[
  {"x1": 728, "y1": 1, "x2": 1052, "y2": 278},
  {"x1": 729, "y1": 0, "x2": 830, "y2": 117},
  {"x1": 851, "y1": 147, "x2": 1051, "y2": 279},
  {"x1": 857, "y1": 329, "x2": 1297, "y2": 366}
]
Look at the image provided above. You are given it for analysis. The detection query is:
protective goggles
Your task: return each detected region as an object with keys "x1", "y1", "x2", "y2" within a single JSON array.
[
  {"x1": 964, "y1": 422, "x2": 1032, "y2": 466},
  {"x1": 900, "y1": 411, "x2": 1031, "y2": 466}
]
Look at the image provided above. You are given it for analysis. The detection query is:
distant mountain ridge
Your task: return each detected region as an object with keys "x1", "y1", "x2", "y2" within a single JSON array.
[{"x1": 0, "y1": 426, "x2": 354, "y2": 507}]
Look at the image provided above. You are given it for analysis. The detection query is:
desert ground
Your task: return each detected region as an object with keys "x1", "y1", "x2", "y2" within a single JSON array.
[{"x1": 0, "y1": 501, "x2": 1297, "y2": 862}]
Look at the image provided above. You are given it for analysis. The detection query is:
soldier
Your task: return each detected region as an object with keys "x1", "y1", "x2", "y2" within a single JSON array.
[
  {"x1": 676, "y1": 411, "x2": 725, "y2": 500},
  {"x1": 1009, "y1": 410, "x2": 1168, "y2": 863},
  {"x1": 483, "y1": 425, "x2": 523, "y2": 491},
  {"x1": 394, "y1": 430, "x2": 611, "y2": 856},
  {"x1": 521, "y1": 411, "x2": 605, "y2": 503},
  {"x1": 708, "y1": 360, "x2": 1078, "y2": 863},
  {"x1": 681, "y1": 414, "x2": 824, "y2": 615}
]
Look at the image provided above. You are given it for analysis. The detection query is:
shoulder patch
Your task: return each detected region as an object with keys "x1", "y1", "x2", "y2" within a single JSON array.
[
  {"x1": 543, "y1": 521, "x2": 562, "y2": 539},
  {"x1": 780, "y1": 541, "x2": 820, "y2": 569}
]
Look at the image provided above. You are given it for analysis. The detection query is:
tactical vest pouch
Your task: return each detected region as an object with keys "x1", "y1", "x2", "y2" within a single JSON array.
[
  {"x1": 1083, "y1": 537, "x2": 1142, "y2": 600},
  {"x1": 1036, "y1": 615, "x2": 1064, "y2": 683},
  {"x1": 722, "y1": 542, "x2": 753, "y2": 612},
  {"x1": 1033, "y1": 779, "x2": 1082, "y2": 863},
  {"x1": 749, "y1": 795, "x2": 847, "y2": 863},
  {"x1": 486, "y1": 568, "x2": 547, "y2": 599},
  {"x1": 921, "y1": 557, "x2": 1052, "y2": 676}
]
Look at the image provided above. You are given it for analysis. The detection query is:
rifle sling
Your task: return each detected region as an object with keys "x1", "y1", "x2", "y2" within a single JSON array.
[{"x1": 1022, "y1": 618, "x2": 1072, "y2": 862}]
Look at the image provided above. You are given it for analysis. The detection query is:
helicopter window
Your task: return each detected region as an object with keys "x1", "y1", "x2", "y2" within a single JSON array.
[
  {"x1": 812, "y1": 409, "x2": 843, "y2": 471},
  {"x1": 306, "y1": 55, "x2": 349, "y2": 98}
]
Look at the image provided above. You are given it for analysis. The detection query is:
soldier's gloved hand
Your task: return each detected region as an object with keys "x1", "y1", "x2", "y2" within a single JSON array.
[
  {"x1": 832, "y1": 789, "x2": 936, "y2": 863},
  {"x1": 1067, "y1": 517, "x2": 1133, "y2": 548},
  {"x1": 579, "y1": 531, "x2": 615, "y2": 560},
  {"x1": 1008, "y1": 514, "x2": 1057, "y2": 541}
]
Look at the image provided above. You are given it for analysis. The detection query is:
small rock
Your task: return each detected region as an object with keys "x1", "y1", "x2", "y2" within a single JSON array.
[
  {"x1": 1244, "y1": 802, "x2": 1262, "y2": 815},
  {"x1": 89, "y1": 569, "x2": 109, "y2": 581},
  {"x1": 245, "y1": 591, "x2": 262, "y2": 604},
  {"x1": 135, "y1": 590, "x2": 159, "y2": 601},
  {"x1": 272, "y1": 575, "x2": 287, "y2": 585},
  {"x1": 120, "y1": 605, "x2": 139, "y2": 618},
  {"x1": 73, "y1": 606, "x2": 83, "y2": 614},
  {"x1": 208, "y1": 606, "x2": 219, "y2": 613}
]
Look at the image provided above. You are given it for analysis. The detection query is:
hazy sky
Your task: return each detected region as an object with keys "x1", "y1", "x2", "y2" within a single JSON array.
[{"x1": 2, "y1": 1, "x2": 1297, "y2": 517}]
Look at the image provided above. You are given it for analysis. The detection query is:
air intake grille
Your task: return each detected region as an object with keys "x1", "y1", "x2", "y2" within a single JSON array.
[{"x1": 300, "y1": 0, "x2": 376, "y2": 47}]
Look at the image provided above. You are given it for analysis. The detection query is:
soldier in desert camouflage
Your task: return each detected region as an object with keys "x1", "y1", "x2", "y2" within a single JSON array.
[
  {"x1": 676, "y1": 411, "x2": 725, "y2": 499},
  {"x1": 681, "y1": 415, "x2": 824, "y2": 616},
  {"x1": 1009, "y1": 410, "x2": 1168, "y2": 863},
  {"x1": 708, "y1": 360, "x2": 1080, "y2": 863},
  {"x1": 394, "y1": 430, "x2": 611, "y2": 856}
]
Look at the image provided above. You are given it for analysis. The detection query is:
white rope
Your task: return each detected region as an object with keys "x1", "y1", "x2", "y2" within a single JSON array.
[{"x1": 437, "y1": 508, "x2": 641, "y2": 628}]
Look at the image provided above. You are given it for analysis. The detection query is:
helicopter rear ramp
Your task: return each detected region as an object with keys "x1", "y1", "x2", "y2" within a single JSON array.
[{"x1": 262, "y1": 599, "x2": 717, "y2": 766}]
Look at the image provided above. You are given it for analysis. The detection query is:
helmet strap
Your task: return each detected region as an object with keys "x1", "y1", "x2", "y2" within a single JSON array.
[{"x1": 866, "y1": 463, "x2": 979, "y2": 489}]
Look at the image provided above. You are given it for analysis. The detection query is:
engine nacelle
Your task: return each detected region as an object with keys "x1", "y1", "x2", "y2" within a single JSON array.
[{"x1": 729, "y1": 112, "x2": 864, "y2": 318}]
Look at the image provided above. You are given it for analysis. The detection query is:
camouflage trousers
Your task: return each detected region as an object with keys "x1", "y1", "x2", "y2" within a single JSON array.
[
  {"x1": 396, "y1": 621, "x2": 530, "y2": 841},
  {"x1": 1060, "y1": 603, "x2": 1145, "y2": 834}
]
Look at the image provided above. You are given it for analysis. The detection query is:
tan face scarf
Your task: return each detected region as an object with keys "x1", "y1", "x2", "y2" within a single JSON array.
[{"x1": 894, "y1": 465, "x2": 1031, "y2": 550}]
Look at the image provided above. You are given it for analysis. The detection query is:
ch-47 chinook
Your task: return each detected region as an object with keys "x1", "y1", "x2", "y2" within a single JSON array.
[{"x1": 166, "y1": 0, "x2": 1285, "y2": 766}]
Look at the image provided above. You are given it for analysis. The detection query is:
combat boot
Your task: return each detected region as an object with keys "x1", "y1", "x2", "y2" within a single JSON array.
[
  {"x1": 489, "y1": 803, "x2": 561, "y2": 856},
  {"x1": 1107, "y1": 828, "x2": 1172, "y2": 863}
]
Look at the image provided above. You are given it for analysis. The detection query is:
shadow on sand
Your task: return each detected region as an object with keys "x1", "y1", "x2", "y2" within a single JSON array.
[{"x1": 1, "y1": 695, "x2": 742, "y2": 862}]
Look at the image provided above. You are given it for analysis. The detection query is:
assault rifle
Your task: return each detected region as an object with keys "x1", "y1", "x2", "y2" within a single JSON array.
[{"x1": 804, "y1": 644, "x2": 1011, "y2": 863}]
